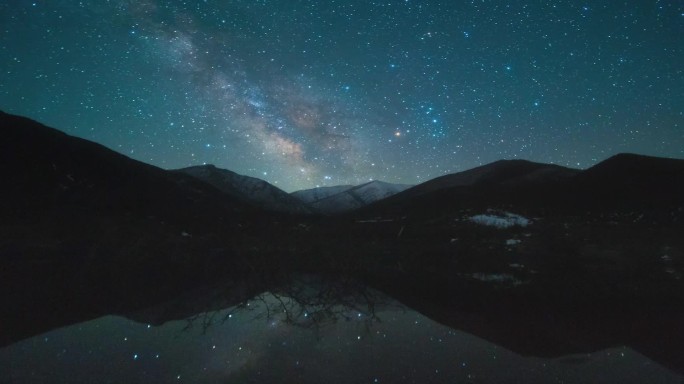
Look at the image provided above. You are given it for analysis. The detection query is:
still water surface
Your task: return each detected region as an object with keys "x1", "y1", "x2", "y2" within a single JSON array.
[{"x1": 1, "y1": 292, "x2": 681, "y2": 384}]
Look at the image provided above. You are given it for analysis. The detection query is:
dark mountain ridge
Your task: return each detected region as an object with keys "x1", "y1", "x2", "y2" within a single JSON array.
[
  {"x1": 399, "y1": 159, "x2": 579, "y2": 198},
  {"x1": 359, "y1": 153, "x2": 684, "y2": 219},
  {"x1": 0, "y1": 111, "x2": 282, "y2": 345},
  {"x1": 0, "y1": 111, "x2": 248, "y2": 224},
  {"x1": 569, "y1": 153, "x2": 684, "y2": 208}
]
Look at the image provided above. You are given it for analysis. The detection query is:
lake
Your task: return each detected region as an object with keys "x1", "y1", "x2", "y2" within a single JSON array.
[{"x1": 1, "y1": 291, "x2": 681, "y2": 384}]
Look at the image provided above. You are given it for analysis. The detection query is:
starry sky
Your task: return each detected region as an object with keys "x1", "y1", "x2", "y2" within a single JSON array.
[
  {"x1": 1, "y1": 292, "x2": 680, "y2": 383},
  {"x1": 1, "y1": 1, "x2": 682, "y2": 192}
]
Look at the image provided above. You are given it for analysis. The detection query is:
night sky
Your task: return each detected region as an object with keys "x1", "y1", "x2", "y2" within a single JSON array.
[{"x1": 1, "y1": 1, "x2": 682, "y2": 192}]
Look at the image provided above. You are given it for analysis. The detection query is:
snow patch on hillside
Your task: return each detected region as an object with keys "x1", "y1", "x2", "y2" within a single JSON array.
[
  {"x1": 469, "y1": 211, "x2": 531, "y2": 228},
  {"x1": 463, "y1": 273, "x2": 525, "y2": 286}
]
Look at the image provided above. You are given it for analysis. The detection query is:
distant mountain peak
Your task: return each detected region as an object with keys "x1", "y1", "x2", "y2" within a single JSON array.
[
  {"x1": 360, "y1": 180, "x2": 400, "y2": 187},
  {"x1": 176, "y1": 165, "x2": 312, "y2": 214},
  {"x1": 291, "y1": 185, "x2": 355, "y2": 204},
  {"x1": 292, "y1": 181, "x2": 413, "y2": 214}
]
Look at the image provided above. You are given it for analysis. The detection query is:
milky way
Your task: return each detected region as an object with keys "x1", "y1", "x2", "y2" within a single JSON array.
[{"x1": 1, "y1": 1, "x2": 682, "y2": 191}]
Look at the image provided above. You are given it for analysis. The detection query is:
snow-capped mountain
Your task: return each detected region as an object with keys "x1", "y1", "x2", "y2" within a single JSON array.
[
  {"x1": 176, "y1": 165, "x2": 312, "y2": 214},
  {"x1": 294, "y1": 180, "x2": 412, "y2": 214},
  {"x1": 291, "y1": 185, "x2": 354, "y2": 204}
]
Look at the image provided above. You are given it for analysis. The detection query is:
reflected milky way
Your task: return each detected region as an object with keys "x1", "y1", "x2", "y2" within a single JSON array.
[
  {"x1": 1, "y1": 1, "x2": 682, "y2": 190},
  {"x1": 1, "y1": 293, "x2": 681, "y2": 384}
]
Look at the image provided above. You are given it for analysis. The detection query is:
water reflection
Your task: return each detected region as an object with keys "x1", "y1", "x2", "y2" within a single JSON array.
[{"x1": 1, "y1": 292, "x2": 681, "y2": 384}]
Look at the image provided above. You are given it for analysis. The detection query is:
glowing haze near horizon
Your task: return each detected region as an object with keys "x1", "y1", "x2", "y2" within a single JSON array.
[{"x1": 1, "y1": 1, "x2": 682, "y2": 191}]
